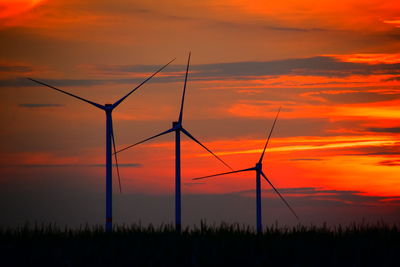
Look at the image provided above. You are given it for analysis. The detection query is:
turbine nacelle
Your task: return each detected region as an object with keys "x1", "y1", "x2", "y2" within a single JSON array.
[{"x1": 104, "y1": 103, "x2": 113, "y2": 111}]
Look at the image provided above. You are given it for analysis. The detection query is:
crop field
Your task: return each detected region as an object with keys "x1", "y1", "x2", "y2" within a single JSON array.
[{"x1": 0, "y1": 222, "x2": 399, "y2": 266}]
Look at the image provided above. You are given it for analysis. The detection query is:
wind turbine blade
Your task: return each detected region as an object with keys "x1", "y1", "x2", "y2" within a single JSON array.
[
  {"x1": 260, "y1": 171, "x2": 299, "y2": 220},
  {"x1": 259, "y1": 107, "x2": 281, "y2": 163},
  {"x1": 27, "y1": 78, "x2": 104, "y2": 110},
  {"x1": 178, "y1": 52, "x2": 191, "y2": 123},
  {"x1": 112, "y1": 58, "x2": 175, "y2": 108},
  {"x1": 115, "y1": 128, "x2": 175, "y2": 154},
  {"x1": 181, "y1": 127, "x2": 233, "y2": 171},
  {"x1": 110, "y1": 118, "x2": 122, "y2": 193},
  {"x1": 192, "y1": 167, "x2": 255, "y2": 180}
]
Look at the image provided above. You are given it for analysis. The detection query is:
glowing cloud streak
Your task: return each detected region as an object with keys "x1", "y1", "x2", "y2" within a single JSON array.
[{"x1": 197, "y1": 137, "x2": 397, "y2": 157}]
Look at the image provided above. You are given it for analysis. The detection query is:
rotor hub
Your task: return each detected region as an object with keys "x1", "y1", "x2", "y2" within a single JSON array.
[{"x1": 255, "y1": 162, "x2": 262, "y2": 170}]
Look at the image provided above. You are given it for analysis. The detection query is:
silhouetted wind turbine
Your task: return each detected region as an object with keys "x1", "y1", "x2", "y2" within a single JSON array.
[
  {"x1": 27, "y1": 58, "x2": 174, "y2": 232},
  {"x1": 193, "y1": 108, "x2": 299, "y2": 234},
  {"x1": 116, "y1": 53, "x2": 233, "y2": 232}
]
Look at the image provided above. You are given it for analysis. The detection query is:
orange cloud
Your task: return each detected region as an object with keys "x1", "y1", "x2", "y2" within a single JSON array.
[
  {"x1": 332, "y1": 105, "x2": 400, "y2": 119},
  {"x1": 201, "y1": 74, "x2": 400, "y2": 92},
  {"x1": 218, "y1": 0, "x2": 400, "y2": 31},
  {"x1": 227, "y1": 95, "x2": 400, "y2": 121},
  {"x1": 195, "y1": 135, "x2": 397, "y2": 157},
  {"x1": 0, "y1": 0, "x2": 44, "y2": 19},
  {"x1": 332, "y1": 53, "x2": 400, "y2": 64},
  {"x1": 383, "y1": 19, "x2": 400, "y2": 28},
  {"x1": 180, "y1": 135, "x2": 400, "y2": 196}
]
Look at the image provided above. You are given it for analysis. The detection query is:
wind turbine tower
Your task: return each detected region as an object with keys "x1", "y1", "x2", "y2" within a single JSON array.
[
  {"x1": 28, "y1": 58, "x2": 174, "y2": 232},
  {"x1": 193, "y1": 108, "x2": 299, "y2": 234},
  {"x1": 116, "y1": 53, "x2": 233, "y2": 232}
]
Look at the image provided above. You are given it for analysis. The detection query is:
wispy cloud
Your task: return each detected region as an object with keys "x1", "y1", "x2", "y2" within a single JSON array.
[
  {"x1": 301, "y1": 89, "x2": 400, "y2": 104},
  {"x1": 368, "y1": 127, "x2": 400, "y2": 133},
  {"x1": 93, "y1": 56, "x2": 400, "y2": 78},
  {"x1": 6, "y1": 163, "x2": 142, "y2": 168},
  {"x1": 19, "y1": 103, "x2": 64, "y2": 108},
  {"x1": 0, "y1": 64, "x2": 33, "y2": 73},
  {"x1": 377, "y1": 160, "x2": 400, "y2": 167},
  {"x1": 232, "y1": 187, "x2": 400, "y2": 206},
  {"x1": 1, "y1": 77, "x2": 178, "y2": 88},
  {"x1": 195, "y1": 135, "x2": 399, "y2": 160},
  {"x1": 288, "y1": 158, "x2": 323, "y2": 161},
  {"x1": 4, "y1": 55, "x2": 399, "y2": 89},
  {"x1": 270, "y1": 187, "x2": 362, "y2": 195}
]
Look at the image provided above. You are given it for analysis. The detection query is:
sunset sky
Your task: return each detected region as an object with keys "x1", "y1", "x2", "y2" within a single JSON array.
[{"x1": 1, "y1": 0, "x2": 400, "y2": 228}]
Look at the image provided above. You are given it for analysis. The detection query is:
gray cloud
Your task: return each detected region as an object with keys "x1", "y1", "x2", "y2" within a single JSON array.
[
  {"x1": 194, "y1": 57, "x2": 400, "y2": 77},
  {"x1": 280, "y1": 187, "x2": 400, "y2": 206},
  {"x1": 368, "y1": 127, "x2": 400, "y2": 133},
  {"x1": 231, "y1": 187, "x2": 399, "y2": 206},
  {"x1": 5, "y1": 163, "x2": 142, "y2": 168},
  {"x1": 197, "y1": 18, "x2": 330, "y2": 33},
  {"x1": 183, "y1": 182, "x2": 206, "y2": 187},
  {"x1": 234, "y1": 187, "x2": 361, "y2": 196},
  {"x1": 341, "y1": 144, "x2": 400, "y2": 156},
  {"x1": 0, "y1": 65, "x2": 33, "y2": 73},
  {"x1": 288, "y1": 158, "x2": 323, "y2": 161},
  {"x1": 275, "y1": 187, "x2": 362, "y2": 195},
  {"x1": 377, "y1": 160, "x2": 400, "y2": 167},
  {"x1": 94, "y1": 56, "x2": 400, "y2": 78},
  {"x1": 384, "y1": 76, "x2": 400, "y2": 81},
  {"x1": 314, "y1": 91, "x2": 400, "y2": 104},
  {"x1": 1, "y1": 77, "x2": 176, "y2": 88},
  {"x1": 5, "y1": 56, "x2": 399, "y2": 88},
  {"x1": 68, "y1": 1, "x2": 330, "y2": 33},
  {"x1": 19, "y1": 103, "x2": 64, "y2": 108}
]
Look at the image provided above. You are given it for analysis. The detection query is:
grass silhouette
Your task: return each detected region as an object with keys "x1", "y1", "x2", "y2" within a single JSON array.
[{"x1": 1, "y1": 221, "x2": 398, "y2": 266}]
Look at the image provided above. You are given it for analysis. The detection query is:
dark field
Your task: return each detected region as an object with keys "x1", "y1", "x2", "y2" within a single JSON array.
[{"x1": 0, "y1": 222, "x2": 399, "y2": 266}]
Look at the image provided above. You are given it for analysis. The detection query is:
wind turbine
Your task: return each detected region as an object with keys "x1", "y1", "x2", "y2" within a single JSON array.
[
  {"x1": 116, "y1": 53, "x2": 233, "y2": 232},
  {"x1": 27, "y1": 58, "x2": 174, "y2": 232},
  {"x1": 193, "y1": 108, "x2": 299, "y2": 234}
]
